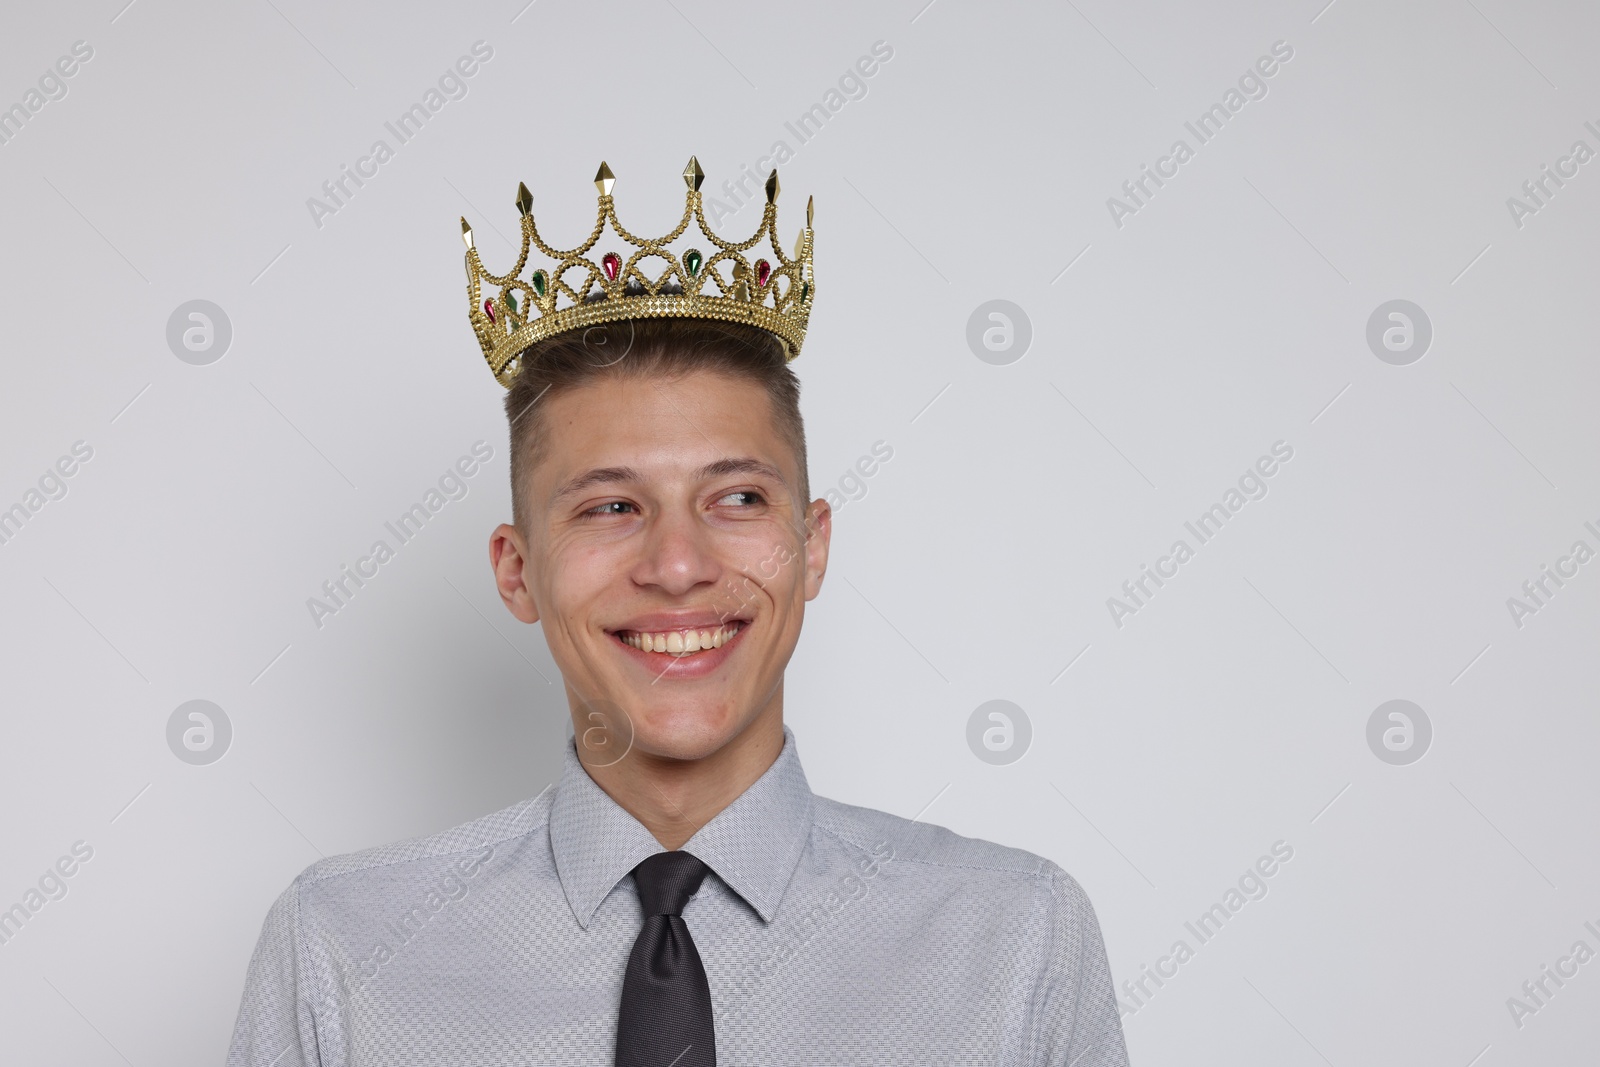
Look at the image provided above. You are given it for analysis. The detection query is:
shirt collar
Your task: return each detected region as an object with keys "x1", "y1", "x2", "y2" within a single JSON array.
[{"x1": 548, "y1": 724, "x2": 814, "y2": 929}]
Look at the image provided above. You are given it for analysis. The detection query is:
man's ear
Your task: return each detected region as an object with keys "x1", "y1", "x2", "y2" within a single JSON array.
[
  {"x1": 801, "y1": 497, "x2": 832, "y2": 601},
  {"x1": 489, "y1": 523, "x2": 541, "y2": 623}
]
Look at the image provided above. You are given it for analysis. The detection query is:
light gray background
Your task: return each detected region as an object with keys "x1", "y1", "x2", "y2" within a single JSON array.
[{"x1": 2, "y1": 1, "x2": 1597, "y2": 1064}]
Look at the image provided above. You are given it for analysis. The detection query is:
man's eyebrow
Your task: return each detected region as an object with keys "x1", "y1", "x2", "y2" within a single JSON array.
[
  {"x1": 697, "y1": 456, "x2": 788, "y2": 488},
  {"x1": 551, "y1": 466, "x2": 643, "y2": 505}
]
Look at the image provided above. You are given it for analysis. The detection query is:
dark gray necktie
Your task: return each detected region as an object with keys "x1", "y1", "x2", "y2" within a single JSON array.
[{"x1": 615, "y1": 850, "x2": 716, "y2": 1067}]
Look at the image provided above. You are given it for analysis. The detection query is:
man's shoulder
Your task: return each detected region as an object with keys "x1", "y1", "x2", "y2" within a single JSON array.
[
  {"x1": 809, "y1": 792, "x2": 1087, "y2": 902},
  {"x1": 285, "y1": 787, "x2": 553, "y2": 901}
]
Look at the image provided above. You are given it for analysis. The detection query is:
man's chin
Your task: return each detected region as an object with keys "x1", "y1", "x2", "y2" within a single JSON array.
[{"x1": 623, "y1": 704, "x2": 749, "y2": 764}]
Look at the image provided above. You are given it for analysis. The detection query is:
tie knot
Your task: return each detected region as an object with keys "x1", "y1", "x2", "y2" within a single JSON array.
[{"x1": 631, "y1": 850, "x2": 708, "y2": 916}]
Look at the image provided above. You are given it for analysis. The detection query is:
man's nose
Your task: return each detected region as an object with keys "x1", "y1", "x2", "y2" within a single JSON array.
[{"x1": 630, "y1": 508, "x2": 721, "y2": 595}]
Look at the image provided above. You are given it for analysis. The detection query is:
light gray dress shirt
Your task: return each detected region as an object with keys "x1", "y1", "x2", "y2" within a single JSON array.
[{"x1": 228, "y1": 726, "x2": 1130, "y2": 1065}]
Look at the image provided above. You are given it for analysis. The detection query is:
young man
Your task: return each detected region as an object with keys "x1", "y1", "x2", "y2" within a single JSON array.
[{"x1": 228, "y1": 160, "x2": 1130, "y2": 1065}]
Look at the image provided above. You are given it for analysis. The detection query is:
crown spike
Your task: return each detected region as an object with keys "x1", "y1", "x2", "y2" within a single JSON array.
[
  {"x1": 594, "y1": 161, "x2": 615, "y2": 196},
  {"x1": 460, "y1": 218, "x2": 474, "y2": 250},
  {"x1": 807, "y1": 194, "x2": 813, "y2": 227},
  {"x1": 765, "y1": 169, "x2": 780, "y2": 204},
  {"x1": 516, "y1": 182, "x2": 533, "y2": 216},
  {"x1": 683, "y1": 156, "x2": 705, "y2": 191}
]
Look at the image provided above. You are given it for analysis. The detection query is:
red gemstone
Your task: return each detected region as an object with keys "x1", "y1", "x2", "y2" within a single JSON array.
[
  {"x1": 602, "y1": 252, "x2": 621, "y2": 281},
  {"x1": 483, "y1": 298, "x2": 495, "y2": 323},
  {"x1": 754, "y1": 259, "x2": 771, "y2": 287}
]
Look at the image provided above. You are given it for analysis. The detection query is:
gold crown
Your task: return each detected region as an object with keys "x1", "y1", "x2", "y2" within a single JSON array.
[{"x1": 461, "y1": 157, "x2": 815, "y2": 387}]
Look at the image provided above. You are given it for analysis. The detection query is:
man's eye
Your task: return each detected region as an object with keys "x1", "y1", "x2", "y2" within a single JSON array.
[
  {"x1": 583, "y1": 501, "x2": 636, "y2": 518},
  {"x1": 715, "y1": 490, "x2": 765, "y2": 508}
]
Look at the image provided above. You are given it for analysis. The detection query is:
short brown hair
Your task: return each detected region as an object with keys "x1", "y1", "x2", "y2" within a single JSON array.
[{"x1": 503, "y1": 315, "x2": 809, "y2": 533}]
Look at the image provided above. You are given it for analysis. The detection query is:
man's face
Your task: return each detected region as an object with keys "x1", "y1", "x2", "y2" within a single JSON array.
[{"x1": 490, "y1": 369, "x2": 830, "y2": 764}]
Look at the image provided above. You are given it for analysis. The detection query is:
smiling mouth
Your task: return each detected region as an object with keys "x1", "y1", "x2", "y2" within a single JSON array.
[{"x1": 613, "y1": 621, "x2": 746, "y2": 657}]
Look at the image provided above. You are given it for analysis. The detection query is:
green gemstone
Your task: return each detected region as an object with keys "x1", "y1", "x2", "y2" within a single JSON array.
[
  {"x1": 685, "y1": 249, "x2": 703, "y2": 276},
  {"x1": 504, "y1": 291, "x2": 518, "y2": 312},
  {"x1": 801, "y1": 281, "x2": 809, "y2": 302},
  {"x1": 531, "y1": 270, "x2": 547, "y2": 297}
]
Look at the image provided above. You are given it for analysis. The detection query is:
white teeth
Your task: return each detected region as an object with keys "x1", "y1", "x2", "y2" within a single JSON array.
[{"x1": 619, "y1": 622, "x2": 743, "y2": 655}]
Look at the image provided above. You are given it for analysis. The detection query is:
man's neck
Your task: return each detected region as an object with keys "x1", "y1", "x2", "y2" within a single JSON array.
[{"x1": 577, "y1": 703, "x2": 785, "y2": 849}]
